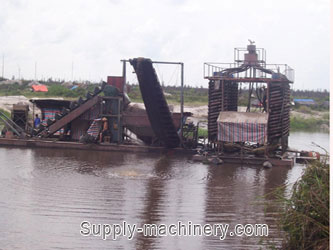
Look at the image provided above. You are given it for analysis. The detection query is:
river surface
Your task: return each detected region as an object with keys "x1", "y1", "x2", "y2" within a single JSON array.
[{"x1": 0, "y1": 131, "x2": 329, "y2": 250}]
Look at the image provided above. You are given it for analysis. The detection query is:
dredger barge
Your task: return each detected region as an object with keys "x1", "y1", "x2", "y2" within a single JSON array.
[{"x1": 1, "y1": 43, "x2": 317, "y2": 166}]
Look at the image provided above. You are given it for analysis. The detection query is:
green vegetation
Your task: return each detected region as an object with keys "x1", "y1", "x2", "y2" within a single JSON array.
[
  {"x1": 296, "y1": 105, "x2": 314, "y2": 115},
  {"x1": 44, "y1": 84, "x2": 86, "y2": 98},
  {"x1": 0, "y1": 81, "x2": 329, "y2": 109},
  {"x1": 0, "y1": 82, "x2": 99, "y2": 99},
  {"x1": 290, "y1": 115, "x2": 329, "y2": 131},
  {"x1": 127, "y1": 84, "x2": 208, "y2": 106},
  {"x1": 0, "y1": 108, "x2": 11, "y2": 130},
  {"x1": 291, "y1": 89, "x2": 329, "y2": 111},
  {"x1": 0, "y1": 82, "x2": 27, "y2": 96},
  {"x1": 163, "y1": 86, "x2": 208, "y2": 105},
  {"x1": 322, "y1": 112, "x2": 329, "y2": 120},
  {"x1": 197, "y1": 127, "x2": 208, "y2": 138},
  {"x1": 126, "y1": 85, "x2": 142, "y2": 102},
  {"x1": 0, "y1": 108, "x2": 10, "y2": 118},
  {"x1": 277, "y1": 161, "x2": 329, "y2": 249},
  {"x1": 262, "y1": 160, "x2": 329, "y2": 249}
]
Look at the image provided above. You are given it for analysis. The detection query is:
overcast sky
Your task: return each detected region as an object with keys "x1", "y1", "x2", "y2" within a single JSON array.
[{"x1": 1, "y1": 0, "x2": 330, "y2": 90}]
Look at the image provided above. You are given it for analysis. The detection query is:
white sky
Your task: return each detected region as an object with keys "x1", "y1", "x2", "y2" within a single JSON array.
[{"x1": 1, "y1": 0, "x2": 330, "y2": 90}]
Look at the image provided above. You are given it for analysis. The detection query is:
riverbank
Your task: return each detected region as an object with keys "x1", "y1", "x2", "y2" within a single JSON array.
[
  {"x1": 290, "y1": 115, "x2": 329, "y2": 132},
  {"x1": 272, "y1": 160, "x2": 329, "y2": 249}
]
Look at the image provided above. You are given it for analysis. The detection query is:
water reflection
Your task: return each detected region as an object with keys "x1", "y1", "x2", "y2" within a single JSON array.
[
  {"x1": 135, "y1": 154, "x2": 170, "y2": 250},
  {"x1": 289, "y1": 131, "x2": 329, "y2": 154},
  {"x1": 0, "y1": 131, "x2": 329, "y2": 249}
]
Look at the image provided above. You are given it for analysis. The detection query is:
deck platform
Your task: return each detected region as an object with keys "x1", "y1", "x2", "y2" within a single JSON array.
[{"x1": 0, "y1": 138, "x2": 192, "y2": 154}]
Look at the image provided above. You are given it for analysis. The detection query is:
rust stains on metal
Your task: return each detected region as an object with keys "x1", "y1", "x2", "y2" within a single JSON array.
[{"x1": 41, "y1": 95, "x2": 101, "y2": 137}]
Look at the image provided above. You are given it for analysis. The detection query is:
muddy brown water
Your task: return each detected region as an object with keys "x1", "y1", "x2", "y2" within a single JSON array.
[{"x1": 0, "y1": 131, "x2": 329, "y2": 249}]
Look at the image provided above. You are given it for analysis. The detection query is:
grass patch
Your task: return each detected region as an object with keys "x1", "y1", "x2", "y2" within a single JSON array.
[
  {"x1": 290, "y1": 115, "x2": 329, "y2": 131},
  {"x1": 0, "y1": 83, "x2": 99, "y2": 99},
  {"x1": 0, "y1": 108, "x2": 11, "y2": 131},
  {"x1": 0, "y1": 108, "x2": 10, "y2": 118},
  {"x1": 322, "y1": 112, "x2": 329, "y2": 120},
  {"x1": 278, "y1": 161, "x2": 329, "y2": 249},
  {"x1": 197, "y1": 127, "x2": 208, "y2": 138},
  {"x1": 127, "y1": 84, "x2": 208, "y2": 106},
  {"x1": 296, "y1": 105, "x2": 314, "y2": 115}
]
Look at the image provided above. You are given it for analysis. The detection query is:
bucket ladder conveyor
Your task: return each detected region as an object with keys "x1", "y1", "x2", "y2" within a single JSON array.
[{"x1": 37, "y1": 84, "x2": 105, "y2": 137}]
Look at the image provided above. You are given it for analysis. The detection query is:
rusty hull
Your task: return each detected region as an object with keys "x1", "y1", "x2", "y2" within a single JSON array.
[{"x1": 123, "y1": 112, "x2": 191, "y2": 144}]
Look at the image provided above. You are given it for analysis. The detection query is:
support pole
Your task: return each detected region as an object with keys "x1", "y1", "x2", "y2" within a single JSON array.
[
  {"x1": 32, "y1": 102, "x2": 35, "y2": 128},
  {"x1": 180, "y1": 63, "x2": 184, "y2": 145},
  {"x1": 2, "y1": 54, "x2": 4, "y2": 79},
  {"x1": 34, "y1": 62, "x2": 37, "y2": 81},
  {"x1": 122, "y1": 60, "x2": 126, "y2": 88},
  {"x1": 122, "y1": 60, "x2": 126, "y2": 142}
]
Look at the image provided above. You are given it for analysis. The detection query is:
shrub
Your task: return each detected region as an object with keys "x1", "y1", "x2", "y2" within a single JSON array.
[
  {"x1": 297, "y1": 105, "x2": 313, "y2": 114},
  {"x1": 197, "y1": 127, "x2": 208, "y2": 138},
  {"x1": 280, "y1": 161, "x2": 329, "y2": 249}
]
